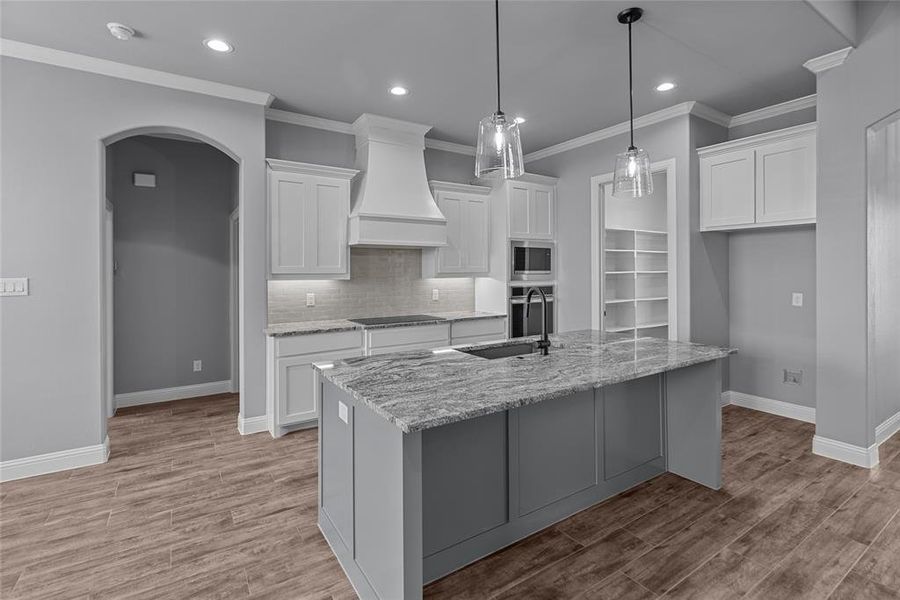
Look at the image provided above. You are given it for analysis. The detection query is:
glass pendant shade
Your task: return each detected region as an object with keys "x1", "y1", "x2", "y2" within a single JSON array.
[
  {"x1": 475, "y1": 111, "x2": 524, "y2": 179},
  {"x1": 613, "y1": 146, "x2": 653, "y2": 197}
]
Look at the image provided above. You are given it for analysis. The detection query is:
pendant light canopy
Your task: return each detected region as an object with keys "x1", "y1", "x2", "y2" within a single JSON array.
[
  {"x1": 613, "y1": 7, "x2": 654, "y2": 198},
  {"x1": 475, "y1": 0, "x2": 524, "y2": 179}
]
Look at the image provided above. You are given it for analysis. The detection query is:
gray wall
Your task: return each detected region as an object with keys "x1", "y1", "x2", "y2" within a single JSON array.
[
  {"x1": 110, "y1": 136, "x2": 237, "y2": 394},
  {"x1": 729, "y1": 229, "x2": 817, "y2": 407},
  {"x1": 0, "y1": 57, "x2": 267, "y2": 462},
  {"x1": 815, "y1": 2, "x2": 900, "y2": 448},
  {"x1": 728, "y1": 106, "x2": 817, "y2": 140}
]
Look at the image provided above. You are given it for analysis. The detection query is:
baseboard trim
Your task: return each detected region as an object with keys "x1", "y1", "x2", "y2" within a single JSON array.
[
  {"x1": 876, "y1": 410, "x2": 900, "y2": 446},
  {"x1": 115, "y1": 380, "x2": 232, "y2": 409},
  {"x1": 238, "y1": 414, "x2": 268, "y2": 435},
  {"x1": 813, "y1": 435, "x2": 879, "y2": 469},
  {"x1": 1, "y1": 435, "x2": 110, "y2": 482},
  {"x1": 722, "y1": 390, "x2": 816, "y2": 424}
]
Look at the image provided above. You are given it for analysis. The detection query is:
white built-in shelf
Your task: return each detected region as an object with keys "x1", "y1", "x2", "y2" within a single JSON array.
[
  {"x1": 636, "y1": 321, "x2": 668, "y2": 329},
  {"x1": 606, "y1": 325, "x2": 636, "y2": 333},
  {"x1": 636, "y1": 250, "x2": 667, "y2": 254},
  {"x1": 607, "y1": 271, "x2": 636, "y2": 275},
  {"x1": 606, "y1": 227, "x2": 667, "y2": 235},
  {"x1": 637, "y1": 270, "x2": 668, "y2": 275},
  {"x1": 636, "y1": 297, "x2": 667, "y2": 302}
]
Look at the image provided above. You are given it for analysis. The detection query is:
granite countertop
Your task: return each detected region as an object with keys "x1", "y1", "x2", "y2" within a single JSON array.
[
  {"x1": 264, "y1": 311, "x2": 506, "y2": 337},
  {"x1": 317, "y1": 330, "x2": 736, "y2": 433}
]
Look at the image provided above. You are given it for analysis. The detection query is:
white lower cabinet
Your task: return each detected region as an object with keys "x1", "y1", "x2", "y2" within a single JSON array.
[
  {"x1": 450, "y1": 317, "x2": 507, "y2": 345},
  {"x1": 366, "y1": 323, "x2": 451, "y2": 355},
  {"x1": 266, "y1": 330, "x2": 363, "y2": 437}
]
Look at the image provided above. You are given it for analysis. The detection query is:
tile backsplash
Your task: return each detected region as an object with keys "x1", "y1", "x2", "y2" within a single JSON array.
[{"x1": 268, "y1": 248, "x2": 475, "y2": 323}]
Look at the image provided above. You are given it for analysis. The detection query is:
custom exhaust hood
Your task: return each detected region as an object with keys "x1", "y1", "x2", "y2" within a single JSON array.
[{"x1": 349, "y1": 114, "x2": 447, "y2": 247}]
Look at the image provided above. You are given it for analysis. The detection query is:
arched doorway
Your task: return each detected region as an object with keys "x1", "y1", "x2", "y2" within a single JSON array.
[{"x1": 100, "y1": 126, "x2": 243, "y2": 451}]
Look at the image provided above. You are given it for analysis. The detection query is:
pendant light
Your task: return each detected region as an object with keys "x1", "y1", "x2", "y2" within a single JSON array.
[
  {"x1": 475, "y1": 0, "x2": 524, "y2": 179},
  {"x1": 613, "y1": 7, "x2": 654, "y2": 198}
]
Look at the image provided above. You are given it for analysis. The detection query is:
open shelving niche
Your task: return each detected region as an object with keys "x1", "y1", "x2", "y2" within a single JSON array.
[{"x1": 603, "y1": 228, "x2": 669, "y2": 340}]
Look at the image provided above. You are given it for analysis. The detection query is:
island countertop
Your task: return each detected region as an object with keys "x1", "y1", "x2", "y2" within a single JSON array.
[{"x1": 316, "y1": 330, "x2": 735, "y2": 433}]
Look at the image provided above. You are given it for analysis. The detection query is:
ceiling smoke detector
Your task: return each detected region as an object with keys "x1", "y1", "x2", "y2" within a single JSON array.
[{"x1": 106, "y1": 22, "x2": 135, "y2": 41}]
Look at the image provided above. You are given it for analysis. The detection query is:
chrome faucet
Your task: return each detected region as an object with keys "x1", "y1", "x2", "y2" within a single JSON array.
[{"x1": 525, "y1": 287, "x2": 551, "y2": 356}]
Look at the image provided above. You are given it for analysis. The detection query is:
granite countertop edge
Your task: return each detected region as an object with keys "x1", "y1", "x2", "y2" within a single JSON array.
[{"x1": 264, "y1": 311, "x2": 507, "y2": 337}]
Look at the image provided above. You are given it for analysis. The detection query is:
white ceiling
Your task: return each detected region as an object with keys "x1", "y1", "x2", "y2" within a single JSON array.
[{"x1": 1, "y1": 1, "x2": 848, "y2": 152}]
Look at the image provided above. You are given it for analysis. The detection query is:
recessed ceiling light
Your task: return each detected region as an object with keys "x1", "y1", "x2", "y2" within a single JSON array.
[
  {"x1": 656, "y1": 82, "x2": 676, "y2": 92},
  {"x1": 389, "y1": 86, "x2": 409, "y2": 96},
  {"x1": 514, "y1": 117, "x2": 526, "y2": 124},
  {"x1": 204, "y1": 38, "x2": 233, "y2": 53},
  {"x1": 107, "y1": 22, "x2": 135, "y2": 41}
]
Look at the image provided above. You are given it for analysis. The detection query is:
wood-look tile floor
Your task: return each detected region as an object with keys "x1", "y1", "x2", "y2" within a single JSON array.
[{"x1": 2, "y1": 396, "x2": 899, "y2": 600}]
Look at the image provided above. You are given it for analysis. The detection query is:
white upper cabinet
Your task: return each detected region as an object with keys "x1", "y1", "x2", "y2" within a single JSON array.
[
  {"x1": 267, "y1": 159, "x2": 359, "y2": 278},
  {"x1": 422, "y1": 181, "x2": 491, "y2": 276},
  {"x1": 507, "y1": 177, "x2": 556, "y2": 240},
  {"x1": 699, "y1": 123, "x2": 816, "y2": 232}
]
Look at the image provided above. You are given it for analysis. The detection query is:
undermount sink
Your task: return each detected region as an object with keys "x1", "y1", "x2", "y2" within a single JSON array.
[{"x1": 459, "y1": 342, "x2": 543, "y2": 360}]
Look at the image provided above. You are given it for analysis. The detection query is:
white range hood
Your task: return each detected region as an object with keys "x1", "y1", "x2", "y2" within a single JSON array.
[{"x1": 349, "y1": 114, "x2": 447, "y2": 247}]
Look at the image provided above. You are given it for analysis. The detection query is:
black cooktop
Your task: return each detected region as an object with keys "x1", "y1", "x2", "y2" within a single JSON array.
[{"x1": 348, "y1": 314, "x2": 445, "y2": 326}]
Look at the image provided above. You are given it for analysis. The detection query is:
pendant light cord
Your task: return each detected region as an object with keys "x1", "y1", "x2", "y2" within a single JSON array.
[
  {"x1": 628, "y1": 20, "x2": 635, "y2": 150},
  {"x1": 495, "y1": 0, "x2": 502, "y2": 115}
]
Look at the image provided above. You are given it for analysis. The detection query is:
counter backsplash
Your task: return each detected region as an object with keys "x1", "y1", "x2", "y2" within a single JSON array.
[{"x1": 268, "y1": 248, "x2": 475, "y2": 324}]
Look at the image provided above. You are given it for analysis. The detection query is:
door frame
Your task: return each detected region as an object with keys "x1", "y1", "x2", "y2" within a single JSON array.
[
  {"x1": 590, "y1": 158, "x2": 678, "y2": 338},
  {"x1": 229, "y1": 207, "x2": 240, "y2": 394}
]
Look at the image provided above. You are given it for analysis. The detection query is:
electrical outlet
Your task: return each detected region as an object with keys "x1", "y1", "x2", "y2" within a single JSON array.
[
  {"x1": 792, "y1": 292, "x2": 804, "y2": 307},
  {"x1": 0, "y1": 277, "x2": 29, "y2": 297},
  {"x1": 338, "y1": 401, "x2": 348, "y2": 424},
  {"x1": 306, "y1": 293, "x2": 315, "y2": 307},
  {"x1": 784, "y1": 369, "x2": 802, "y2": 385},
  {"x1": 432, "y1": 288, "x2": 440, "y2": 301},
  {"x1": 193, "y1": 360, "x2": 202, "y2": 372}
]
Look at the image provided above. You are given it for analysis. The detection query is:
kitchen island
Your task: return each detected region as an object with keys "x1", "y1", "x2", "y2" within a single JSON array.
[{"x1": 314, "y1": 331, "x2": 734, "y2": 600}]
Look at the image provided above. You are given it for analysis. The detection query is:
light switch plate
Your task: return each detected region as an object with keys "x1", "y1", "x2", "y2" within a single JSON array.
[
  {"x1": 306, "y1": 293, "x2": 315, "y2": 307},
  {"x1": 784, "y1": 369, "x2": 803, "y2": 385},
  {"x1": 338, "y1": 401, "x2": 348, "y2": 424},
  {"x1": 0, "y1": 277, "x2": 29, "y2": 297},
  {"x1": 193, "y1": 360, "x2": 202, "y2": 372},
  {"x1": 133, "y1": 172, "x2": 156, "y2": 187},
  {"x1": 792, "y1": 292, "x2": 803, "y2": 307}
]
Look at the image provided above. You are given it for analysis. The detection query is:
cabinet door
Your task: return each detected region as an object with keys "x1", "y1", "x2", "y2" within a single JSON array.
[
  {"x1": 463, "y1": 195, "x2": 490, "y2": 272},
  {"x1": 437, "y1": 192, "x2": 465, "y2": 272},
  {"x1": 270, "y1": 172, "x2": 307, "y2": 273},
  {"x1": 529, "y1": 185, "x2": 554, "y2": 239},
  {"x1": 307, "y1": 178, "x2": 349, "y2": 274},
  {"x1": 277, "y1": 348, "x2": 361, "y2": 426},
  {"x1": 700, "y1": 150, "x2": 756, "y2": 229},
  {"x1": 508, "y1": 184, "x2": 530, "y2": 238},
  {"x1": 755, "y1": 134, "x2": 816, "y2": 223}
]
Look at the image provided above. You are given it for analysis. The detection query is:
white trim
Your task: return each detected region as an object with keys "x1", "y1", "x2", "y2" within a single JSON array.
[
  {"x1": 723, "y1": 390, "x2": 816, "y2": 424},
  {"x1": 114, "y1": 380, "x2": 232, "y2": 409},
  {"x1": 265, "y1": 108, "x2": 354, "y2": 135},
  {"x1": 803, "y1": 47, "x2": 853, "y2": 74},
  {"x1": 229, "y1": 207, "x2": 240, "y2": 395},
  {"x1": 0, "y1": 39, "x2": 274, "y2": 106},
  {"x1": 424, "y1": 138, "x2": 476, "y2": 156},
  {"x1": 428, "y1": 180, "x2": 492, "y2": 195},
  {"x1": 876, "y1": 410, "x2": 900, "y2": 446},
  {"x1": 813, "y1": 435, "x2": 879, "y2": 469},
  {"x1": 238, "y1": 414, "x2": 268, "y2": 435},
  {"x1": 1, "y1": 436, "x2": 110, "y2": 482},
  {"x1": 265, "y1": 158, "x2": 359, "y2": 180},
  {"x1": 728, "y1": 94, "x2": 817, "y2": 128},
  {"x1": 697, "y1": 123, "x2": 818, "y2": 156},
  {"x1": 265, "y1": 108, "x2": 476, "y2": 156},
  {"x1": 525, "y1": 101, "x2": 729, "y2": 163}
]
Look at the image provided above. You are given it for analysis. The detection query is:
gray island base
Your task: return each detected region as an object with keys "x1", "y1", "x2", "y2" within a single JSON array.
[{"x1": 314, "y1": 331, "x2": 734, "y2": 600}]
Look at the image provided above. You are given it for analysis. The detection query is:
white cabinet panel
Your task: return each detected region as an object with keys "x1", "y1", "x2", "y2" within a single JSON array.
[
  {"x1": 530, "y1": 186, "x2": 554, "y2": 239},
  {"x1": 451, "y1": 317, "x2": 507, "y2": 344},
  {"x1": 700, "y1": 150, "x2": 755, "y2": 229},
  {"x1": 508, "y1": 182, "x2": 555, "y2": 240},
  {"x1": 508, "y1": 184, "x2": 530, "y2": 238},
  {"x1": 755, "y1": 136, "x2": 816, "y2": 223},
  {"x1": 277, "y1": 347, "x2": 362, "y2": 426},
  {"x1": 366, "y1": 323, "x2": 450, "y2": 354},
  {"x1": 267, "y1": 160, "x2": 357, "y2": 278},
  {"x1": 423, "y1": 182, "x2": 491, "y2": 276},
  {"x1": 698, "y1": 124, "x2": 817, "y2": 231}
]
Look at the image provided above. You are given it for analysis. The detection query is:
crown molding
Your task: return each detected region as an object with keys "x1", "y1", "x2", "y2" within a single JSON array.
[
  {"x1": 728, "y1": 94, "x2": 817, "y2": 128},
  {"x1": 266, "y1": 158, "x2": 359, "y2": 180},
  {"x1": 0, "y1": 38, "x2": 274, "y2": 106},
  {"x1": 265, "y1": 108, "x2": 353, "y2": 134},
  {"x1": 697, "y1": 122, "x2": 817, "y2": 156},
  {"x1": 523, "y1": 101, "x2": 729, "y2": 163},
  {"x1": 265, "y1": 107, "x2": 476, "y2": 156},
  {"x1": 803, "y1": 46, "x2": 853, "y2": 74},
  {"x1": 429, "y1": 180, "x2": 492, "y2": 195}
]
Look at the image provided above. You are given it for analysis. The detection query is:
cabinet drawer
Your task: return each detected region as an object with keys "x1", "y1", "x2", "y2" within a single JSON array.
[
  {"x1": 275, "y1": 330, "x2": 362, "y2": 358},
  {"x1": 451, "y1": 318, "x2": 506, "y2": 340},
  {"x1": 367, "y1": 324, "x2": 450, "y2": 350}
]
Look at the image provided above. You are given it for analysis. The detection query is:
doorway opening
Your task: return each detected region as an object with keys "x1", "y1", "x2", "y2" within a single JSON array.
[
  {"x1": 103, "y1": 133, "x2": 240, "y2": 423},
  {"x1": 590, "y1": 159, "x2": 678, "y2": 340}
]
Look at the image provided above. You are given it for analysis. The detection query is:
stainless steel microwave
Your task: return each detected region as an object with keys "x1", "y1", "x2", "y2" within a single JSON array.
[{"x1": 510, "y1": 241, "x2": 554, "y2": 281}]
